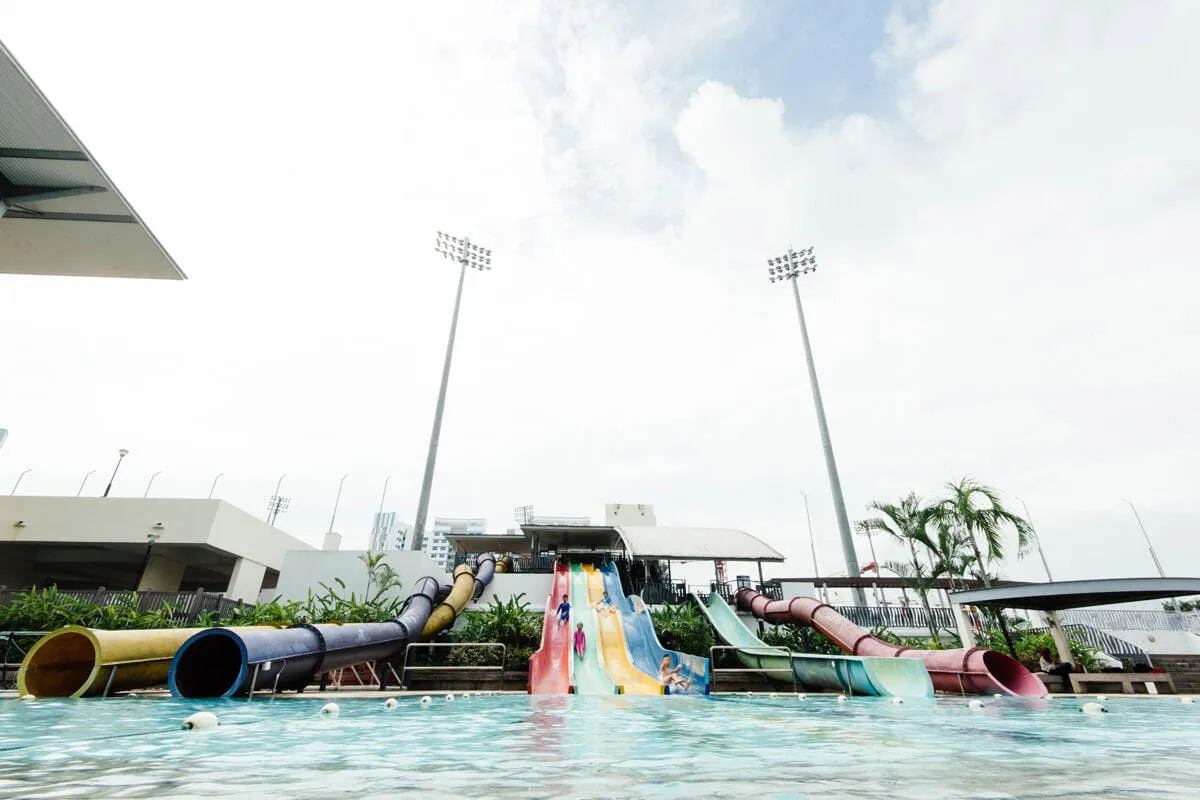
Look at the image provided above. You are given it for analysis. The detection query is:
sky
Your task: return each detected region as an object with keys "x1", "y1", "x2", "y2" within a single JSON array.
[{"x1": 1, "y1": 1, "x2": 1198, "y2": 593}]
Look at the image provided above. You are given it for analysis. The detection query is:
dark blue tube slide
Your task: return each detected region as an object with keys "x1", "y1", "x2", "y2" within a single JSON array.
[{"x1": 169, "y1": 574, "x2": 447, "y2": 698}]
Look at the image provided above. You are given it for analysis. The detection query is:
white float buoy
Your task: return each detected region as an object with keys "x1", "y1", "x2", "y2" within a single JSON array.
[
  {"x1": 889, "y1": 697, "x2": 904, "y2": 704},
  {"x1": 836, "y1": 695, "x2": 848, "y2": 704},
  {"x1": 19, "y1": 694, "x2": 35, "y2": 701},
  {"x1": 383, "y1": 698, "x2": 398, "y2": 709},
  {"x1": 1180, "y1": 697, "x2": 1195, "y2": 705},
  {"x1": 796, "y1": 694, "x2": 807, "y2": 701},
  {"x1": 444, "y1": 693, "x2": 455, "y2": 702},
  {"x1": 768, "y1": 693, "x2": 778, "y2": 699},
  {"x1": 1096, "y1": 694, "x2": 1108, "y2": 701},
  {"x1": 968, "y1": 699, "x2": 985, "y2": 711},
  {"x1": 420, "y1": 695, "x2": 432, "y2": 704},
  {"x1": 181, "y1": 711, "x2": 219, "y2": 730},
  {"x1": 319, "y1": 702, "x2": 340, "y2": 717},
  {"x1": 1081, "y1": 702, "x2": 1108, "y2": 714},
  {"x1": 993, "y1": 693, "x2": 1003, "y2": 699}
]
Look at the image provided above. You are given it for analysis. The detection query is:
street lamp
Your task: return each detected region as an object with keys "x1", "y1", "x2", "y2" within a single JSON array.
[
  {"x1": 133, "y1": 531, "x2": 162, "y2": 590},
  {"x1": 144, "y1": 471, "x2": 163, "y2": 498},
  {"x1": 102, "y1": 449, "x2": 129, "y2": 498},
  {"x1": 854, "y1": 520, "x2": 883, "y2": 606},
  {"x1": 767, "y1": 246, "x2": 865, "y2": 605},
  {"x1": 266, "y1": 495, "x2": 291, "y2": 526},
  {"x1": 329, "y1": 473, "x2": 349, "y2": 533},
  {"x1": 1017, "y1": 497, "x2": 1054, "y2": 582},
  {"x1": 411, "y1": 231, "x2": 492, "y2": 551},
  {"x1": 9, "y1": 468, "x2": 31, "y2": 495},
  {"x1": 1121, "y1": 498, "x2": 1167, "y2": 578},
  {"x1": 76, "y1": 470, "x2": 96, "y2": 497},
  {"x1": 208, "y1": 473, "x2": 224, "y2": 499}
]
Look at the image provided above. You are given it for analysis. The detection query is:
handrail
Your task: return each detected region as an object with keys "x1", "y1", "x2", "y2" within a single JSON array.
[
  {"x1": 708, "y1": 644, "x2": 797, "y2": 695},
  {"x1": 400, "y1": 642, "x2": 507, "y2": 692}
]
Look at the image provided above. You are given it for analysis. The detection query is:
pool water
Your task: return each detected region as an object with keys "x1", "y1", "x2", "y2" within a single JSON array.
[{"x1": 1, "y1": 694, "x2": 1198, "y2": 798}]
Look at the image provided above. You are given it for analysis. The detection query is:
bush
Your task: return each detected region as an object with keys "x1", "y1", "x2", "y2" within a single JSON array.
[
  {"x1": 761, "y1": 623, "x2": 842, "y2": 655},
  {"x1": 650, "y1": 603, "x2": 714, "y2": 658},
  {"x1": 450, "y1": 594, "x2": 541, "y2": 671}
]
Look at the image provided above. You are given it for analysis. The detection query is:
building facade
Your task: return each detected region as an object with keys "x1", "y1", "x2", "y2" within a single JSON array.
[
  {"x1": 426, "y1": 517, "x2": 485, "y2": 570},
  {"x1": 369, "y1": 512, "x2": 413, "y2": 552}
]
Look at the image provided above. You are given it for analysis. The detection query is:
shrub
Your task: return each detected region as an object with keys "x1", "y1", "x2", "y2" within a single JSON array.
[{"x1": 650, "y1": 603, "x2": 714, "y2": 658}]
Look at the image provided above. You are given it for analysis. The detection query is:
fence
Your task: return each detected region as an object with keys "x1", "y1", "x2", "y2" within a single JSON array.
[
  {"x1": 452, "y1": 553, "x2": 556, "y2": 574},
  {"x1": 830, "y1": 605, "x2": 958, "y2": 631},
  {"x1": 1061, "y1": 609, "x2": 1200, "y2": 633},
  {"x1": 0, "y1": 587, "x2": 246, "y2": 624},
  {"x1": 1024, "y1": 623, "x2": 1152, "y2": 668}
]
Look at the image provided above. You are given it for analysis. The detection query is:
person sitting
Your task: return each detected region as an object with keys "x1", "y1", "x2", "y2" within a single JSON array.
[
  {"x1": 1038, "y1": 647, "x2": 1074, "y2": 684},
  {"x1": 594, "y1": 591, "x2": 616, "y2": 613},
  {"x1": 659, "y1": 656, "x2": 692, "y2": 690},
  {"x1": 556, "y1": 594, "x2": 570, "y2": 625}
]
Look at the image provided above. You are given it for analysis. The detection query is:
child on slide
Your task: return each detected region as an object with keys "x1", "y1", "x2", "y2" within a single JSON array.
[
  {"x1": 573, "y1": 623, "x2": 587, "y2": 657},
  {"x1": 659, "y1": 656, "x2": 692, "y2": 690},
  {"x1": 556, "y1": 594, "x2": 570, "y2": 624}
]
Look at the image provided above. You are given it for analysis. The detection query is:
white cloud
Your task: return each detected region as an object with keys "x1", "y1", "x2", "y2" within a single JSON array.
[{"x1": 2, "y1": 1, "x2": 1197, "y2": 588}]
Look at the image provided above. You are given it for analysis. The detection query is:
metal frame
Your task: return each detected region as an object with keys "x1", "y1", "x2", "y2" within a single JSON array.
[
  {"x1": 708, "y1": 645, "x2": 798, "y2": 694},
  {"x1": 400, "y1": 642, "x2": 506, "y2": 692},
  {"x1": 0, "y1": 631, "x2": 45, "y2": 690}
]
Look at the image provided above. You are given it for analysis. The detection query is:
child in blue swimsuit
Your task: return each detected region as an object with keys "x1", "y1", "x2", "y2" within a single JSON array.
[{"x1": 556, "y1": 594, "x2": 570, "y2": 624}]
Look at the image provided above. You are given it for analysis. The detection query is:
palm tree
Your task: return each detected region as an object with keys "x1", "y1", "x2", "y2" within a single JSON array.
[
  {"x1": 931, "y1": 478, "x2": 1031, "y2": 588},
  {"x1": 859, "y1": 494, "x2": 940, "y2": 638},
  {"x1": 880, "y1": 559, "x2": 940, "y2": 638}
]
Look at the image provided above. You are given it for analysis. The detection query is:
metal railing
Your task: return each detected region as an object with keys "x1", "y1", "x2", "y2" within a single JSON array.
[
  {"x1": 452, "y1": 553, "x2": 556, "y2": 574},
  {"x1": 1, "y1": 631, "x2": 46, "y2": 690},
  {"x1": 1061, "y1": 609, "x2": 1200, "y2": 633},
  {"x1": 831, "y1": 605, "x2": 958, "y2": 630},
  {"x1": 399, "y1": 642, "x2": 507, "y2": 692},
  {"x1": 1024, "y1": 623, "x2": 1152, "y2": 667},
  {"x1": 708, "y1": 645, "x2": 797, "y2": 694},
  {"x1": 0, "y1": 587, "x2": 246, "y2": 624}
]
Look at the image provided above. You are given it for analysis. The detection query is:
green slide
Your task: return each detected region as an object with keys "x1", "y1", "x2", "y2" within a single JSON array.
[
  {"x1": 569, "y1": 564, "x2": 619, "y2": 694},
  {"x1": 697, "y1": 592, "x2": 932, "y2": 697}
]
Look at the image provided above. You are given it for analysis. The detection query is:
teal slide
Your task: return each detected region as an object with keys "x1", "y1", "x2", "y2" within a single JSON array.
[
  {"x1": 569, "y1": 564, "x2": 619, "y2": 694},
  {"x1": 696, "y1": 592, "x2": 933, "y2": 698}
]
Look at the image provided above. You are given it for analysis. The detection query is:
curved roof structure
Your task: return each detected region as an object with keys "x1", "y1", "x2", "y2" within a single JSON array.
[
  {"x1": 951, "y1": 577, "x2": 1200, "y2": 611},
  {"x1": 0, "y1": 39, "x2": 183, "y2": 279},
  {"x1": 616, "y1": 526, "x2": 785, "y2": 562}
]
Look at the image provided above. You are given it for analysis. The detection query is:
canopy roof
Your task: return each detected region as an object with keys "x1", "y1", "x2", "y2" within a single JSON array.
[
  {"x1": 447, "y1": 524, "x2": 786, "y2": 562},
  {"x1": 616, "y1": 526, "x2": 785, "y2": 562},
  {"x1": 950, "y1": 577, "x2": 1200, "y2": 611},
  {"x1": 0, "y1": 40, "x2": 184, "y2": 279}
]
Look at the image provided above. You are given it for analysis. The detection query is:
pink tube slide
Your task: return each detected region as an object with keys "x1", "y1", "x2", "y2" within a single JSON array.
[{"x1": 737, "y1": 589, "x2": 1047, "y2": 698}]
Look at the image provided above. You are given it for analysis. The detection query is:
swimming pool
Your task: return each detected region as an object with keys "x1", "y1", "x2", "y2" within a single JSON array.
[{"x1": 1, "y1": 694, "x2": 1197, "y2": 798}]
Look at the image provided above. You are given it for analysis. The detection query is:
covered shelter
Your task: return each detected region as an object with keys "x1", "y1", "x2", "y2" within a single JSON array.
[
  {"x1": 951, "y1": 577, "x2": 1200, "y2": 667},
  {"x1": 0, "y1": 39, "x2": 183, "y2": 279}
]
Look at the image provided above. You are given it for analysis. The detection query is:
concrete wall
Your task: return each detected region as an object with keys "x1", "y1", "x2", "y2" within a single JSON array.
[
  {"x1": 271, "y1": 550, "x2": 449, "y2": 605},
  {"x1": 1110, "y1": 630, "x2": 1200, "y2": 655},
  {"x1": 468, "y1": 573, "x2": 554, "y2": 611}
]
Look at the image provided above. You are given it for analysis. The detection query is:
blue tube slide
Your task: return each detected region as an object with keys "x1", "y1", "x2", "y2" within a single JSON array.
[
  {"x1": 169, "y1": 564, "x2": 467, "y2": 697},
  {"x1": 598, "y1": 562, "x2": 710, "y2": 694}
]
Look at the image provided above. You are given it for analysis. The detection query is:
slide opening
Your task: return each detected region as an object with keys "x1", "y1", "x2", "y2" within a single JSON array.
[
  {"x1": 20, "y1": 630, "x2": 98, "y2": 697},
  {"x1": 173, "y1": 633, "x2": 244, "y2": 697},
  {"x1": 981, "y1": 649, "x2": 1047, "y2": 697}
]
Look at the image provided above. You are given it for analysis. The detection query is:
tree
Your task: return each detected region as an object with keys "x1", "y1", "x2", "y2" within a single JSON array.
[
  {"x1": 859, "y1": 494, "x2": 941, "y2": 638},
  {"x1": 931, "y1": 478, "x2": 1031, "y2": 588}
]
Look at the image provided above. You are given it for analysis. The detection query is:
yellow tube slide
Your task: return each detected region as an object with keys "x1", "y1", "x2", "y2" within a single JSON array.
[
  {"x1": 495, "y1": 555, "x2": 514, "y2": 573},
  {"x1": 18, "y1": 625, "x2": 249, "y2": 698},
  {"x1": 421, "y1": 564, "x2": 477, "y2": 639},
  {"x1": 585, "y1": 565, "x2": 663, "y2": 695}
]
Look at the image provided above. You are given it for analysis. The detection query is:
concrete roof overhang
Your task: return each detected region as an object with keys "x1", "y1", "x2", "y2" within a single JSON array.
[
  {"x1": 0, "y1": 39, "x2": 184, "y2": 279},
  {"x1": 950, "y1": 577, "x2": 1200, "y2": 611}
]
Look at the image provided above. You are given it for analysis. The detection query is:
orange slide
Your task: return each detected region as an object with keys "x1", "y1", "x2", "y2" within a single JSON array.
[{"x1": 528, "y1": 561, "x2": 572, "y2": 693}]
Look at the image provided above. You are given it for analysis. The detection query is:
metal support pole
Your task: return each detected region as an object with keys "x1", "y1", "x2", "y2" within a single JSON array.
[
  {"x1": 328, "y1": 474, "x2": 349, "y2": 534},
  {"x1": 789, "y1": 277, "x2": 864, "y2": 605},
  {"x1": 1122, "y1": 499, "x2": 1167, "y2": 578},
  {"x1": 412, "y1": 261, "x2": 467, "y2": 551},
  {"x1": 1018, "y1": 497, "x2": 1054, "y2": 582}
]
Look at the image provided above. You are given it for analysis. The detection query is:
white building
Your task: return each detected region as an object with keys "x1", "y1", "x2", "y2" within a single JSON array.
[
  {"x1": 369, "y1": 512, "x2": 412, "y2": 552},
  {"x1": 0, "y1": 497, "x2": 313, "y2": 601},
  {"x1": 423, "y1": 517, "x2": 485, "y2": 570}
]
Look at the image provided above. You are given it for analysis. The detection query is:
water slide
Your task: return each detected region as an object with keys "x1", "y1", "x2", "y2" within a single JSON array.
[
  {"x1": 567, "y1": 563, "x2": 619, "y2": 695},
  {"x1": 528, "y1": 561, "x2": 572, "y2": 694},
  {"x1": 736, "y1": 588, "x2": 1047, "y2": 698},
  {"x1": 585, "y1": 564, "x2": 663, "y2": 695},
  {"x1": 698, "y1": 592, "x2": 933, "y2": 697},
  {"x1": 17, "y1": 625, "x2": 262, "y2": 698},
  {"x1": 597, "y1": 563, "x2": 709, "y2": 694},
  {"x1": 168, "y1": 556, "x2": 496, "y2": 698}
]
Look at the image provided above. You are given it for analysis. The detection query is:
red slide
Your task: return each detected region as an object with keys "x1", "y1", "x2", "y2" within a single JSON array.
[
  {"x1": 528, "y1": 561, "x2": 572, "y2": 694},
  {"x1": 737, "y1": 588, "x2": 1047, "y2": 698}
]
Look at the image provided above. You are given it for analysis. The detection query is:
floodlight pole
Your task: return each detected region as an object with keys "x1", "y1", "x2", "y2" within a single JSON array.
[
  {"x1": 801, "y1": 490, "x2": 828, "y2": 604},
  {"x1": 1017, "y1": 497, "x2": 1054, "y2": 582},
  {"x1": 1122, "y1": 498, "x2": 1167, "y2": 578},
  {"x1": 411, "y1": 232, "x2": 492, "y2": 551},
  {"x1": 767, "y1": 247, "x2": 865, "y2": 605}
]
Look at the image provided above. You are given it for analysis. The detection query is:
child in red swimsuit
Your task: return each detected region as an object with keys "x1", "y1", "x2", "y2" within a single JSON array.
[{"x1": 573, "y1": 623, "x2": 586, "y2": 656}]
